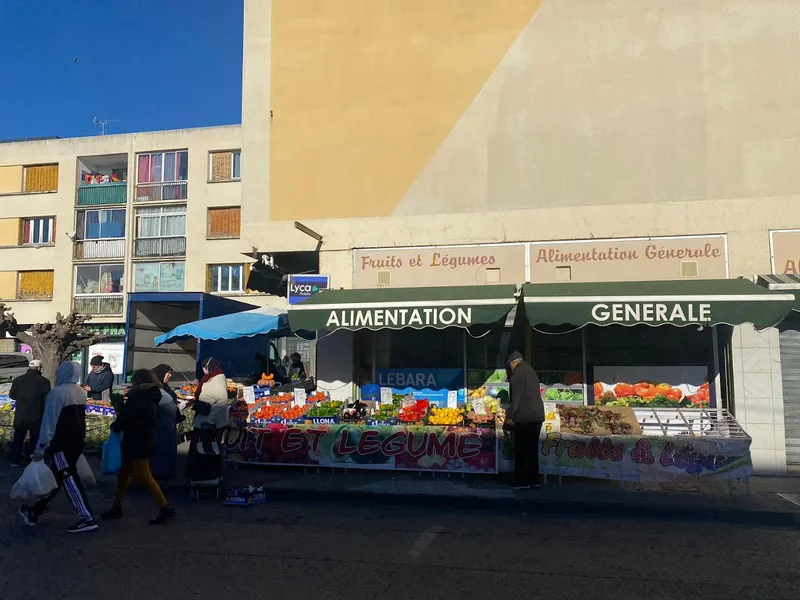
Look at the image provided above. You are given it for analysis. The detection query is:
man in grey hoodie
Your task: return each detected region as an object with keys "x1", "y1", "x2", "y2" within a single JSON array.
[{"x1": 18, "y1": 362, "x2": 98, "y2": 533}]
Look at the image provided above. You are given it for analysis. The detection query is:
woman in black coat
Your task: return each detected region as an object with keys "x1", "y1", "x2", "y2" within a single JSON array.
[{"x1": 102, "y1": 369, "x2": 175, "y2": 525}]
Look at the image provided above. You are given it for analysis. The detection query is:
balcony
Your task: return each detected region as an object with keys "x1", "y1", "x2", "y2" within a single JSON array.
[
  {"x1": 74, "y1": 239, "x2": 125, "y2": 260},
  {"x1": 134, "y1": 236, "x2": 186, "y2": 258},
  {"x1": 77, "y1": 182, "x2": 127, "y2": 206},
  {"x1": 73, "y1": 294, "x2": 124, "y2": 316},
  {"x1": 134, "y1": 181, "x2": 187, "y2": 203}
]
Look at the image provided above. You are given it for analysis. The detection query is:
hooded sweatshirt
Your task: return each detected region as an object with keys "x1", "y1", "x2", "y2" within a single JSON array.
[{"x1": 36, "y1": 362, "x2": 87, "y2": 458}]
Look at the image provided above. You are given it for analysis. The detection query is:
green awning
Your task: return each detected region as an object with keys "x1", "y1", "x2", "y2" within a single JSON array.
[
  {"x1": 288, "y1": 285, "x2": 518, "y2": 332},
  {"x1": 522, "y1": 279, "x2": 795, "y2": 329}
]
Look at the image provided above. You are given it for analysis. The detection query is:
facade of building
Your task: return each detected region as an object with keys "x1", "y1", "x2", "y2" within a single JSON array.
[{"x1": 3, "y1": 0, "x2": 800, "y2": 474}]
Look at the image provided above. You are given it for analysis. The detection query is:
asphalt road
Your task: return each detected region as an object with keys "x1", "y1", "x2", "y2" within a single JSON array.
[{"x1": 1, "y1": 484, "x2": 800, "y2": 600}]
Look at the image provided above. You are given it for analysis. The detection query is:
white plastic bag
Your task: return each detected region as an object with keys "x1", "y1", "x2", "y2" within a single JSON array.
[
  {"x1": 76, "y1": 454, "x2": 96, "y2": 489},
  {"x1": 10, "y1": 460, "x2": 58, "y2": 501}
]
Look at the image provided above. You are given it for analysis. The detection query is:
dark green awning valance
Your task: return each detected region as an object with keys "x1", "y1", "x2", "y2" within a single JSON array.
[
  {"x1": 523, "y1": 279, "x2": 795, "y2": 329},
  {"x1": 288, "y1": 285, "x2": 518, "y2": 332}
]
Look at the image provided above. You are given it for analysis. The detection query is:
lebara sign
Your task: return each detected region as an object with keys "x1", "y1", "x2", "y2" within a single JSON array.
[{"x1": 288, "y1": 275, "x2": 330, "y2": 305}]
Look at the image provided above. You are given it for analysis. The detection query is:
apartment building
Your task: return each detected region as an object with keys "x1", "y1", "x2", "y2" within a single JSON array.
[{"x1": 0, "y1": 126, "x2": 274, "y2": 362}]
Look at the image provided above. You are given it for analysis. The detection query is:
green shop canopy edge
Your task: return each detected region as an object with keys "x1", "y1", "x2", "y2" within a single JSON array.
[
  {"x1": 522, "y1": 279, "x2": 795, "y2": 329},
  {"x1": 288, "y1": 285, "x2": 518, "y2": 332}
]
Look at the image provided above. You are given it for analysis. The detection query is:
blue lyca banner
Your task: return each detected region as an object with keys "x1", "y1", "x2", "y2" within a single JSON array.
[{"x1": 288, "y1": 274, "x2": 330, "y2": 305}]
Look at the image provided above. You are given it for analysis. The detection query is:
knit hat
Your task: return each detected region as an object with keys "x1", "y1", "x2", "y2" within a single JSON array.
[{"x1": 90, "y1": 355, "x2": 104, "y2": 366}]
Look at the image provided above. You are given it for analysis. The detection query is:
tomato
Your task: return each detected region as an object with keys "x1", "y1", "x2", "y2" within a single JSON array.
[
  {"x1": 666, "y1": 388, "x2": 683, "y2": 401},
  {"x1": 593, "y1": 382, "x2": 604, "y2": 398},
  {"x1": 655, "y1": 383, "x2": 672, "y2": 395},
  {"x1": 632, "y1": 383, "x2": 650, "y2": 398},
  {"x1": 614, "y1": 382, "x2": 634, "y2": 397}
]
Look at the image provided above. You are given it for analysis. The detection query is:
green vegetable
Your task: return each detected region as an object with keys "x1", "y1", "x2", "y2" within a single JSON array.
[{"x1": 307, "y1": 401, "x2": 343, "y2": 417}]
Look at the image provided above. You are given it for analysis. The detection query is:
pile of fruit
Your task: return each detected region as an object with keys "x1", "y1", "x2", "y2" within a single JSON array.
[
  {"x1": 271, "y1": 393, "x2": 294, "y2": 404},
  {"x1": 280, "y1": 405, "x2": 308, "y2": 420},
  {"x1": 306, "y1": 401, "x2": 342, "y2": 417},
  {"x1": 307, "y1": 391, "x2": 328, "y2": 403},
  {"x1": 595, "y1": 380, "x2": 709, "y2": 408},
  {"x1": 399, "y1": 399, "x2": 429, "y2": 423},
  {"x1": 252, "y1": 404, "x2": 282, "y2": 420},
  {"x1": 428, "y1": 406, "x2": 464, "y2": 426},
  {"x1": 229, "y1": 400, "x2": 250, "y2": 422},
  {"x1": 465, "y1": 409, "x2": 495, "y2": 428},
  {"x1": 559, "y1": 406, "x2": 634, "y2": 435},
  {"x1": 686, "y1": 382, "x2": 710, "y2": 407},
  {"x1": 371, "y1": 404, "x2": 399, "y2": 422}
]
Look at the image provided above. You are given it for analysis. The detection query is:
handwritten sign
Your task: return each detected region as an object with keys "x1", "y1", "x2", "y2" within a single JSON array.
[
  {"x1": 243, "y1": 386, "x2": 256, "y2": 405},
  {"x1": 380, "y1": 387, "x2": 393, "y2": 405},
  {"x1": 473, "y1": 398, "x2": 486, "y2": 415},
  {"x1": 293, "y1": 388, "x2": 307, "y2": 408},
  {"x1": 447, "y1": 390, "x2": 458, "y2": 409}
]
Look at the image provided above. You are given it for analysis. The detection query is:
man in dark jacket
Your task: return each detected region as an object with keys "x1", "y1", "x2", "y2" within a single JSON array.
[
  {"x1": 83, "y1": 355, "x2": 114, "y2": 402},
  {"x1": 8, "y1": 359, "x2": 51, "y2": 467},
  {"x1": 506, "y1": 351, "x2": 544, "y2": 490}
]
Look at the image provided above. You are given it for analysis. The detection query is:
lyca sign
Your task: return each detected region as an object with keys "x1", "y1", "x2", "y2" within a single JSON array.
[
  {"x1": 591, "y1": 303, "x2": 712, "y2": 324},
  {"x1": 325, "y1": 307, "x2": 472, "y2": 329},
  {"x1": 288, "y1": 274, "x2": 330, "y2": 305}
]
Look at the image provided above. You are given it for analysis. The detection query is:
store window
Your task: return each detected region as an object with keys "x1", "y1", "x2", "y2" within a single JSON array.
[
  {"x1": 18, "y1": 270, "x2": 54, "y2": 300},
  {"x1": 207, "y1": 206, "x2": 241, "y2": 239},
  {"x1": 21, "y1": 217, "x2": 54, "y2": 245},
  {"x1": 74, "y1": 264, "x2": 124, "y2": 295},
  {"x1": 133, "y1": 261, "x2": 185, "y2": 292},
  {"x1": 209, "y1": 150, "x2": 241, "y2": 181},
  {"x1": 208, "y1": 264, "x2": 246, "y2": 293}
]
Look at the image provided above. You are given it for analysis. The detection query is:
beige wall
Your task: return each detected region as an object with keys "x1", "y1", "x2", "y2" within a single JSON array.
[
  {"x1": 0, "y1": 218, "x2": 20, "y2": 246},
  {"x1": 0, "y1": 165, "x2": 22, "y2": 194}
]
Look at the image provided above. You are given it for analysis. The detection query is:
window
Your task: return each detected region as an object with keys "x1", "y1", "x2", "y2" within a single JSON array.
[
  {"x1": 74, "y1": 264, "x2": 124, "y2": 295},
  {"x1": 207, "y1": 207, "x2": 241, "y2": 239},
  {"x1": 134, "y1": 262, "x2": 185, "y2": 292},
  {"x1": 136, "y1": 205, "x2": 186, "y2": 238},
  {"x1": 136, "y1": 151, "x2": 188, "y2": 183},
  {"x1": 22, "y1": 218, "x2": 54, "y2": 245},
  {"x1": 18, "y1": 270, "x2": 54, "y2": 300},
  {"x1": 23, "y1": 164, "x2": 59, "y2": 192},
  {"x1": 208, "y1": 264, "x2": 246, "y2": 293},
  {"x1": 209, "y1": 150, "x2": 241, "y2": 181},
  {"x1": 78, "y1": 209, "x2": 125, "y2": 240}
]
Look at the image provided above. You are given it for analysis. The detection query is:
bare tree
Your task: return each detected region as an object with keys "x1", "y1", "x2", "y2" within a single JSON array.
[{"x1": 11, "y1": 310, "x2": 106, "y2": 386}]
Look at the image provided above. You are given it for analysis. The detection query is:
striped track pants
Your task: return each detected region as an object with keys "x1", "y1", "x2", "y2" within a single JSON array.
[{"x1": 32, "y1": 451, "x2": 95, "y2": 522}]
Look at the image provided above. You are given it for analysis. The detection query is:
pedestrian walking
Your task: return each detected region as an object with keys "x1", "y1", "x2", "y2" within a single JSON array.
[
  {"x1": 83, "y1": 355, "x2": 114, "y2": 403},
  {"x1": 150, "y1": 364, "x2": 182, "y2": 481},
  {"x1": 186, "y1": 357, "x2": 229, "y2": 480},
  {"x1": 505, "y1": 351, "x2": 545, "y2": 490},
  {"x1": 8, "y1": 359, "x2": 50, "y2": 468},
  {"x1": 101, "y1": 368, "x2": 175, "y2": 524},
  {"x1": 18, "y1": 361, "x2": 98, "y2": 533}
]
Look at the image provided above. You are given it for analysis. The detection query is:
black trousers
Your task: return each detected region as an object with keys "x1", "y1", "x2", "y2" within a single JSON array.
[
  {"x1": 32, "y1": 450, "x2": 95, "y2": 521},
  {"x1": 513, "y1": 422, "x2": 543, "y2": 486}
]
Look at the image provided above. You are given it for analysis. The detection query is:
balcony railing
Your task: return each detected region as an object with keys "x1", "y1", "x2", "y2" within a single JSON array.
[
  {"x1": 134, "y1": 236, "x2": 186, "y2": 258},
  {"x1": 73, "y1": 294, "x2": 124, "y2": 316},
  {"x1": 77, "y1": 182, "x2": 127, "y2": 206},
  {"x1": 74, "y1": 238, "x2": 125, "y2": 260},
  {"x1": 134, "y1": 181, "x2": 187, "y2": 203}
]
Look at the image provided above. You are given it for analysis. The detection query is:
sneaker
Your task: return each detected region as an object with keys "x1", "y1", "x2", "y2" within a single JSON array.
[
  {"x1": 67, "y1": 519, "x2": 98, "y2": 534},
  {"x1": 18, "y1": 506, "x2": 38, "y2": 527},
  {"x1": 101, "y1": 506, "x2": 123, "y2": 520},
  {"x1": 150, "y1": 505, "x2": 175, "y2": 525},
  {"x1": 10, "y1": 463, "x2": 20, "y2": 469}
]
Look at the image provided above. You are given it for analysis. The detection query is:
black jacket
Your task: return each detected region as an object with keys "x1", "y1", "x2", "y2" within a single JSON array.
[
  {"x1": 85, "y1": 364, "x2": 114, "y2": 401},
  {"x1": 508, "y1": 361, "x2": 545, "y2": 425},
  {"x1": 9, "y1": 369, "x2": 51, "y2": 428},
  {"x1": 112, "y1": 383, "x2": 161, "y2": 460}
]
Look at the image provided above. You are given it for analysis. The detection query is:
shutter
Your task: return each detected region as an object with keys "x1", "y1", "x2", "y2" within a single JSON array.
[
  {"x1": 23, "y1": 164, "x2": 59, "y2": 192},
  {"x1": 0, "y1": 165, "x2": 23, "y2": 194},
  {"x1": 206, "y1": 265, "x2": 213, "y2": 293},
  {"x1": 18, "y1": 270, "x2": 54, "y2": 299},
  {"x1": 207, "y1": 207, "x2": 241, "y2": 238},
  {"x1": 0, "y1": 218, "x2": 21, "y2": 245},
  {"x1": 210, "y1": 152, "x2": 233, "y2": 181},
  {"x1": 0, "y1": 271, "x2": 17, "y2": 298},
  {"x1": 780, "y1": 316, "x2": 800, "y2": 466}
]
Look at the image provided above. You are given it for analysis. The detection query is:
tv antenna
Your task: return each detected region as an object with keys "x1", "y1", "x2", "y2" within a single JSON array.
[{"x1": 92, "y1": 116, "x2": 120, "y2": 136}]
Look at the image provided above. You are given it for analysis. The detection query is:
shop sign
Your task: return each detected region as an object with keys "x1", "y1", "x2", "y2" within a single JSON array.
[
  {"x1": 590, "y1": 302, "x2": 711, "y2": 324},
  {"x1": 325, "y1": 307, "x2": 473, "y2": 328},
  {"x1": 89, "y1": 343, "x2": 125, "y2": 375},
  {"x1": 288, "y1": 274, "x2": 330, "y2": 305},
  {"x1": 85, "y1": 325, "x2": 126, "y2": 337},
  {"x1": 352, "y1": 245, "x2": 526, "y2": 289},
  {"x1": 770, "y1": 230, "x2": 800, "y2": 274},
  {"x1": 529, "y1": 236, "x2": 727, "y2": 283},
  {"x1": 375, "y1": 369, "x2": 466, "y2": 407},
  {"x1": 226, "y1": 423, "x2": 497, "y2": 473}
]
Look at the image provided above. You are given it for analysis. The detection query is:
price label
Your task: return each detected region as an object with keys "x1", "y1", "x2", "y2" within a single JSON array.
[
  {"x1": 380, "y1": 387, "x2": 393, "y2": 405},
  {"x1": 473, "y1": 398, "x2": 486, "y2": 415},
  {"x1": 403, "y1": 395, "x2": 415, "y2": 408},
  {"x1": 447, "y1": 390, "x2": 458, "y2": 409},
  {"x1": 293, "y1": 388, "x2": 307, "y2": 408},
  {"x1": 243, "y1": 386, "x2": 256, "y2": 405}
]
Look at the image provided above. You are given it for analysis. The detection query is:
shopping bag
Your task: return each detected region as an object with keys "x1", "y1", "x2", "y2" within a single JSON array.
[
  {"x1": 101, "y1": 432, "x2": 122, "y2": 475},
  {"x1": 76, "y1": 454, "x2": 96, "y2": 488},
  {"x1": 10, "y1": 460, "x2": 57, "y2": 501}
]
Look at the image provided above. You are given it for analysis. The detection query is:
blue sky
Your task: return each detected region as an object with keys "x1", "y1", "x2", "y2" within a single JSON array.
[{"x1": 0, "y1": 0, "x2": 243, "y2": 139}]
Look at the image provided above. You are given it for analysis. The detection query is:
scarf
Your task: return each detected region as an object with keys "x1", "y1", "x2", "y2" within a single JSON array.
[{"x1": 195, "y1": 367, "x2": 223, "y2": 400}]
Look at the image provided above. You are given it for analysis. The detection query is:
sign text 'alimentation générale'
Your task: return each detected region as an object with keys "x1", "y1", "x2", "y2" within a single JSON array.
[{"x1": 325, "y1": 307, "x2": 473, "y2": 328}]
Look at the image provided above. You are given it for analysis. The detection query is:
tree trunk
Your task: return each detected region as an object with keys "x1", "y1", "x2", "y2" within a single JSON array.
[{"x1": 40, "y1": 348, "x2": 62, "y2": 388}]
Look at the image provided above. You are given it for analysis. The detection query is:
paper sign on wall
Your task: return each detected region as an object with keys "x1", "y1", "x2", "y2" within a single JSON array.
[
  {"x1": 447, "y1": 390, "x2": 458, "y2": 409},
  {"x1": 380, "y1": 387, "x2": 393, "y2": 405},
  {"x1": 243, "y1": 386, "x2": 256, "y2": 405},
  {"x1": 293, "y1": 388, "x2": 307, "y2": 407}
]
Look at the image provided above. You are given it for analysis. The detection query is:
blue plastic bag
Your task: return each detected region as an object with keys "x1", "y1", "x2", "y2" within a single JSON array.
[{"x1": 101, "y1": 432, "x2": 122, "y2": 475}]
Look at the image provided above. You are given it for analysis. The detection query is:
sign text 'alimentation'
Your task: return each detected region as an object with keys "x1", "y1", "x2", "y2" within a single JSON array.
[{"x1": 325, "y1": 307, "x2": 473, "y2": 328}]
